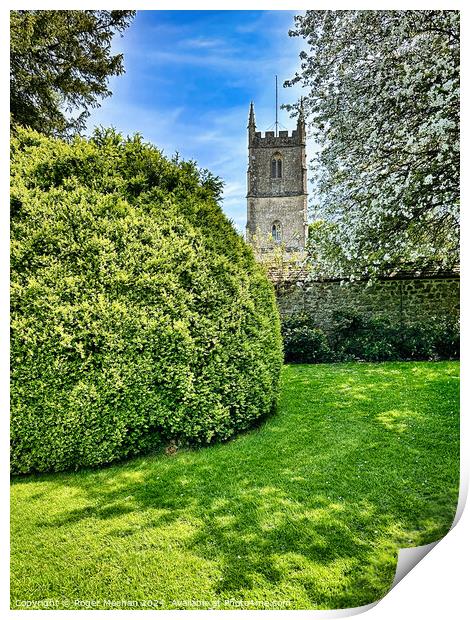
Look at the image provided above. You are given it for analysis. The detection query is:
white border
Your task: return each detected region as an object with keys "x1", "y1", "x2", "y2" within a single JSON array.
[{"x1": 3, "y1": 1, "x2": 468, "y2": 618}]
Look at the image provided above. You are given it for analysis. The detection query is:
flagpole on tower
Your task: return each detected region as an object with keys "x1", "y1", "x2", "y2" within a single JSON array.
[{"x1": 275, "y1": 75, "x2": 279, "y2": 137}]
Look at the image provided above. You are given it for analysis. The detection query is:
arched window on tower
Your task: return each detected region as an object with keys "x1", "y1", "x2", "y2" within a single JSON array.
[
  {"x1": 271, "y1": 153, "x2": 282, "y2": 178},
  {"x1": 272, "y1": 220, "x2": 282, "y2": 244}
]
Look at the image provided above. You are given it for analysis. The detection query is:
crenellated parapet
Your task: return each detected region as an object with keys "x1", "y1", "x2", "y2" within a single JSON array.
[{"x1": 251, "y1": 129, "x2": 303, "y2": 148}]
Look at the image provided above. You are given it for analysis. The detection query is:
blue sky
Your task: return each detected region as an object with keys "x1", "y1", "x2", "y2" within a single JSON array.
[{"x1": 86, "y1": 10, "x2": 309, "y2": 233}]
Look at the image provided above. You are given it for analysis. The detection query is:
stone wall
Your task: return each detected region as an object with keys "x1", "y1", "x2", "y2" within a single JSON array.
[{"x1": 275, "y1": 275, "x2": 460, "y2": 330}]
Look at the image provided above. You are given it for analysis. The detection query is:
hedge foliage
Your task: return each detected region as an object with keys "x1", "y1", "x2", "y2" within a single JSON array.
[
  {"x1": 282, "y1": 310, "x2": 459, "y2": 364},
  {"x1": 11, "y1": 127, "x2": 283, "y2": 474}
]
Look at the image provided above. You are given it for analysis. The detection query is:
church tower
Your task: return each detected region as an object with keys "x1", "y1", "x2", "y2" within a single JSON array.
[{"x1": 246, "y1": 101, "x2": 308, "y2": 252}]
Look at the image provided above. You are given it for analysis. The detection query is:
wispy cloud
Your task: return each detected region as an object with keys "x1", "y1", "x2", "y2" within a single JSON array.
[
  {"x1": 183, "y1": 36, "x2": 226, "y2": 49},
  {"x1": 86, "y1": 10, "x2": 310, "y2": 233}
]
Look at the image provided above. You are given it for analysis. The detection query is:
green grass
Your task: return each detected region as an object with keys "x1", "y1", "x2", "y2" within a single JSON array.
[{"x1": 10, "y1": 361, "x2": 459, "y2": 610}]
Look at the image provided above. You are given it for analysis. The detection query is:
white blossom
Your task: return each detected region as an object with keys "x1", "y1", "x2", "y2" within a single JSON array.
[{"x1": 286, "y1": 10, "x2": 459, "y2": 279}]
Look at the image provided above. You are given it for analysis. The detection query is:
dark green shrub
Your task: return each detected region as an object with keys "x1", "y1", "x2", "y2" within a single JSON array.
[
  {"x1": 11, "y1": 127, "x2": 283, "y2": 474},
  {"x1": 331, "y1": 312, "x2": 398, "y2": 361},
  {"x1": 392, "y1": 322, "x2": 436, "y2": 360},
  {"x1": 282, "y1": 313, "x2": 332, "y2": 363},
  {"x1": 330, "y1": 309, "x2": 460, "y2": 362},
  {"x1": 433, "y1": 317, "x2": 460, "y2": 359},
  {"x1": 281, "y1": 308, "x2": 459, "y2": 363}
]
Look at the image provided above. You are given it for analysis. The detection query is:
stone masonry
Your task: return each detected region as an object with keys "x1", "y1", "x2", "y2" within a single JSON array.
[
  {"x1": 275, "y1": 273, "x2": 460, "y2": 331},
  {"x1": 246, "y1": 101, "x2": 308, "y2": 252}
]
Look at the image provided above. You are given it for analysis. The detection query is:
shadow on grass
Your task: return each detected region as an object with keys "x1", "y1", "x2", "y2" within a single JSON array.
[{"x1": 11, "y1": 362, "x2": 460, "y2": 609}]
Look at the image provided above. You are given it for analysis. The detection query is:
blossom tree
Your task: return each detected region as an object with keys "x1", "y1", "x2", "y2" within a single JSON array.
[{"x1": 286, "y1": 10, "x2": 459, "y2": 278}]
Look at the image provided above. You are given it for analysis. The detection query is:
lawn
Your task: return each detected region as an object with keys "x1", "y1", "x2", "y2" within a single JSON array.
[{"x1": 10, "y1": 361, "x2": 459, "y2": 610}]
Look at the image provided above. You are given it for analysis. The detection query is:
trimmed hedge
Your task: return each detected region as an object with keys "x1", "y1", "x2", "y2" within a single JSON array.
[
  {"x1": 11, "y1": 127, "x2": 283, "y2": 474},
  {"x1": 282, "y1": 310, "x2": 459, "y2": 364}
]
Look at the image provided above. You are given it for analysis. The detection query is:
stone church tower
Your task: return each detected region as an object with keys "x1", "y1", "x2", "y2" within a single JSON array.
[{"x1": 246, "y1": 101, "x2": 308, "y2": 252}]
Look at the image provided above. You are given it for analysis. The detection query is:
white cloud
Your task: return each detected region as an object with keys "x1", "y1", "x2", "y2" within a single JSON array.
[
  {"x1": 182, "y1": 37, "x2": 226, "y2": 49},
  {"x1": 86, "y1": 10, "x2": 312, "y2": 232}
]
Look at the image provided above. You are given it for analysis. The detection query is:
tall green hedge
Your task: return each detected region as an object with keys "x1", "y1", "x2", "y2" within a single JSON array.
[{"x1": 11, "y1": 127, "x2": 283, "y2": 474}]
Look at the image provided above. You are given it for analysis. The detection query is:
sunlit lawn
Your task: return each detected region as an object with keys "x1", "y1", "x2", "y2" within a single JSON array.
[{"x1": 11, "y1": 361, "x2": 459, "y2": 610}]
